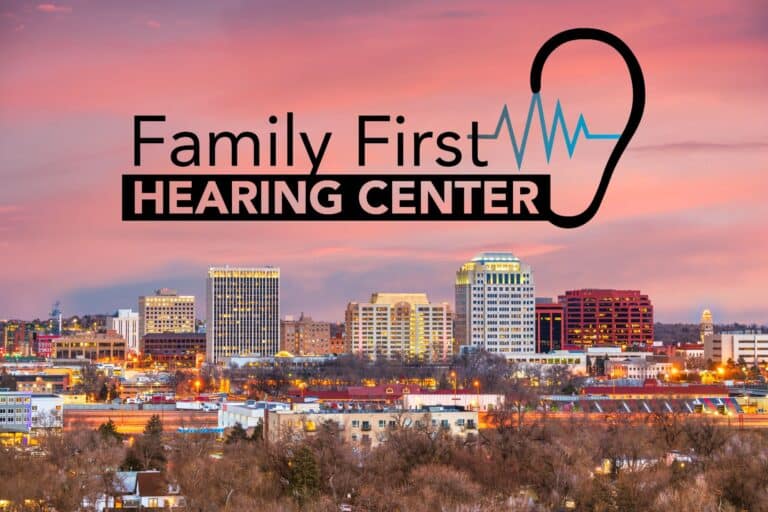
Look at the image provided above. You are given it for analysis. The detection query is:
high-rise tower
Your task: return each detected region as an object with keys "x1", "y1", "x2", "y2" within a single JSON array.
[
  {"x1": 206, "y1": 266, "x2": 280, "y2": 363},
  {"x1": 455, "y1": 252, "x2": 535, "y2": 355}
]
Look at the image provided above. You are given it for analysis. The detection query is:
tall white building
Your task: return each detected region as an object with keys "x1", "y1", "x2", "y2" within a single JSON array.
[
  {"x1": 206, "y1": 266, "x2": 280, "y2": 363},
  {"x1": 455, "y1": 252, "x2": 535, "y2": 356},
  {"x1": 107, "y1": 309, "x2": 139, "y2": 354},
  {"x1": 345, "y1": 293, "x2": 453, "y2": 362}
]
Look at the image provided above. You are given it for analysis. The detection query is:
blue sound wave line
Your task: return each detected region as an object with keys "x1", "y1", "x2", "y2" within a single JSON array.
[{"x1": 474, "y1": 93, "x2": 621, "y2": 169}]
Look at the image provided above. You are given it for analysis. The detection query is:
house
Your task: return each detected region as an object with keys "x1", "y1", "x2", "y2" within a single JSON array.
[{"x1": 90, "y1": 471, "x2": 185, "y2": 511}]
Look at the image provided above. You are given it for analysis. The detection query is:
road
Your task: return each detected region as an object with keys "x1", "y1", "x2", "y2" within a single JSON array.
[
  {"x1": 64, "y1": 409, "x2": 219, "y2": 434},
  {"x1": 65, "y1": 409, "x2": 768, "y2": 435},
  {"x1": 479, "y1": 411, "x2": 768, "y2": 429}
]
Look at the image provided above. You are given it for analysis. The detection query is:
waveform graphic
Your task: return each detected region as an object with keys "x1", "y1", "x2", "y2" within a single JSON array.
[{"x1": 475, "y1": 93, "x2": 620, "y2": 169}]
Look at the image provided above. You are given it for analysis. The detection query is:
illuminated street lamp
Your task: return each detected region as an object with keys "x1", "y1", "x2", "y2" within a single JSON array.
[
  {"x1": 298, "y1": 381, "x2": 307, "y2": 399},
  {"x1": 473, "y1": 380, "x2": 480, "y2": 411}
]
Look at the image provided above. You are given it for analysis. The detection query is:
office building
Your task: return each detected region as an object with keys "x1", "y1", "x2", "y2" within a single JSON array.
[
  {"x1": 281, "y1": 314, "x2": 332, "y2": 355},
  {"x1": 141, "y1": 333, "x2": 206, "y2": 365},
  {"x1": 206, "y1": 266, "x2": 280, "y2": 363},
  {"x1": 345, "y1": 293, "x2": 453, "y2": 362},
  {"x1": 53, "y1": 331, "x2": 126, "y2": 361},
  {"x1": 559, "y1": 289, "x2": 653, "y2": 349},
  {"x1": 108, "y1": 309, "x2": 140, "y2": 354},
  {"x1": 535, "y1": 299, "x2": 563, "y2": 353},
  {"x1": 265, "y1": 407, "x2": 477, "y2": 448},
  {"x1": 138, "y1": 289, "x2": 195, "y2": 339},
  {"x1": 705, "y1": 331, "x2": 768, "y2": 365},
  {"x1": 604, "y1": 358, "x2": 674, "y2": 380},
  {"x1": 0, "y1": 392, "x2": 31, "y2": 433},
  {"x1": 218, "y1": 401, "x2": 290, "y2": 429},
  {"x1": 455, "y1": 252, "x2": 535, "y2": 355}
]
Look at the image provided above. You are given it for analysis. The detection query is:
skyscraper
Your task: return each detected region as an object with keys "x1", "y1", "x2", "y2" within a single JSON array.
[
  {"x1": 455, "y1": 252, "x2": 536, "y2": 355},
  {"x1": 138, "y1": 289, "x2": 195, "y2": 339},
  {"x1": 559, "y1": 289, "x2": 653, "y2": 348},
  {"x1": 206, "y1": 266, "x2": 280, "y2": 363},
  {"x1": 107, "y1": 309, "x2": 140, "y2": 354},
  {"x1": 345, "y1": 293, "x2": 453, "y2": 362}
]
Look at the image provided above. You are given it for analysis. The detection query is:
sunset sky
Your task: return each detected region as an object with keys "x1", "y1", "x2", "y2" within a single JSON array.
[{"x1": 1, "y1": 0, "x2": 766, "y2": 324}]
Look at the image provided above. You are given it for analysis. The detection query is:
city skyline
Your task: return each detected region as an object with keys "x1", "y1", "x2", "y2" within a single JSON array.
[
  {"x1": 0, "y1": 257, "x2": 759, "y2": 328},
  {"x1": 1, "y1": 0, "x2": 766, "y2": 324}
]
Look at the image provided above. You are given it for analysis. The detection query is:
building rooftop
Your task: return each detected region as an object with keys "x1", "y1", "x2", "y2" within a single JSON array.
[
  {"x1": 583, "y1": 382, "x2": 728, "y2": 397},
  {"x1": 136, "y1": 472, "x2": 172, "y2": 497},
  {"x1": 470, "y1": 252, "x2": 519, "y2": 263},
  {"x1": 370, "y1": 293, "x2": 430, "y2": 305}
]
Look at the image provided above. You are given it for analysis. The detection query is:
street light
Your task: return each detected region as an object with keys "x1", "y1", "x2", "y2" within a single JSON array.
[{"x1": 473, "y1": 380, "x2": 480, "y2": 411}]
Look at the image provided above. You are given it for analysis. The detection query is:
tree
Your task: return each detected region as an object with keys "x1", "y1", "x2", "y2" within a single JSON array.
[
  {"x1": 225, "y1": 423, "x2": 249, "y2": 444},
  {"x1": 650, "y1": 411, "x2": 686, "y2": 453},
  {"x1": 97, "y1": 382, "x2": 109, "y2": 401},
  {"x1": 0, "y1": 369, "x2": 17, "y2": 391},
  {"x1": 289, "y1": 445, "x2": 321, "y2": 505},
  {"x1": 123, "y1": 414, "x2": 166, "y2": 471},
  {"x1": 250, "y1": 420, "x2": 264, "y2": 442},
  {"x1": 144, "y1": 414, "x2": 164, "y2": 437},
  {"x1": 97, "y1": 419, "x2": 123, "y2": 443}
]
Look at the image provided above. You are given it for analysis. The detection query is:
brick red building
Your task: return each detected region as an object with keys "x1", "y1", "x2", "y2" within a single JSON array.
[
  {"x1": 559, "y1": 289, "x2": 653, "y2": 349},
  {"x1": 34, "y1": 334, "x2": 60, "y2": 358}
]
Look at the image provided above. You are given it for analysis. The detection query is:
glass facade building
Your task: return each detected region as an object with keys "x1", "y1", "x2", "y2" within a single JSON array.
[
  {"x1": 535, "y1": 300, "x2": 563, "y2": 353},
  {"x1": 206, "y1": 267, "x2": 280, "y2": 363}
]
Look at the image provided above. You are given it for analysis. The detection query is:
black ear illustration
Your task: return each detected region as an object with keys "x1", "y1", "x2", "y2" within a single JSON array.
[{"x1": 531, "y1": 28, "x2": 646, "y2": 229}]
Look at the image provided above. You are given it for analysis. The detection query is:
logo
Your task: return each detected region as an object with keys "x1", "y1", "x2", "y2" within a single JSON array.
[{"x1": 122, "y1": 28, "x2": 645, "y2": 229}]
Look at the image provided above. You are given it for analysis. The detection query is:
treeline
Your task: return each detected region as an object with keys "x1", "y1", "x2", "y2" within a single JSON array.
[
  {"x1": 226, "y1": 351, "x2": 579, "y2": 397},
  {"x1": 2, "y1": 412, "x2": 768, "y2": 511},
  {"x1": 655, "y1": 322, "x2": 767, "y2": 344}
]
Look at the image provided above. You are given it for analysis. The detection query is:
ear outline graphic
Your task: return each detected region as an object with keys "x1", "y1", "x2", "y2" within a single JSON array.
[{"x1": 531, "y1": 28, "x2": 646, "y2": 229}]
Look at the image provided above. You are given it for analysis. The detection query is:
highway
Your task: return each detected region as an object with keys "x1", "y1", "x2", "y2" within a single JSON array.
[
  {"x1": 64, "y1": 409, "x2": 219, "y2": 434},
  {"x1": 64, "y1": 409, "x2": 768, "y2": 436},
  {"x1": 480, "y1": 411, "x2": 768, "y2": 429}
]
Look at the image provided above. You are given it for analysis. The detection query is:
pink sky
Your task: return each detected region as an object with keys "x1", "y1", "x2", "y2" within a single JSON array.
[{"x1": 0, "y1": 0, "x2": 766, "y2": 324}]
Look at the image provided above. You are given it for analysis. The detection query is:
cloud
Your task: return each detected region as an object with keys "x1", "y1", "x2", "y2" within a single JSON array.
[
  {"x1": 146, "y1": 19, "x2": 161, "y2": 29},
  {"x1": 631, "y1": 141, "x2": 768, "y2": 152},
  {"x1": 36, "y1": 3, "x2": 72, "y2": 14}
]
